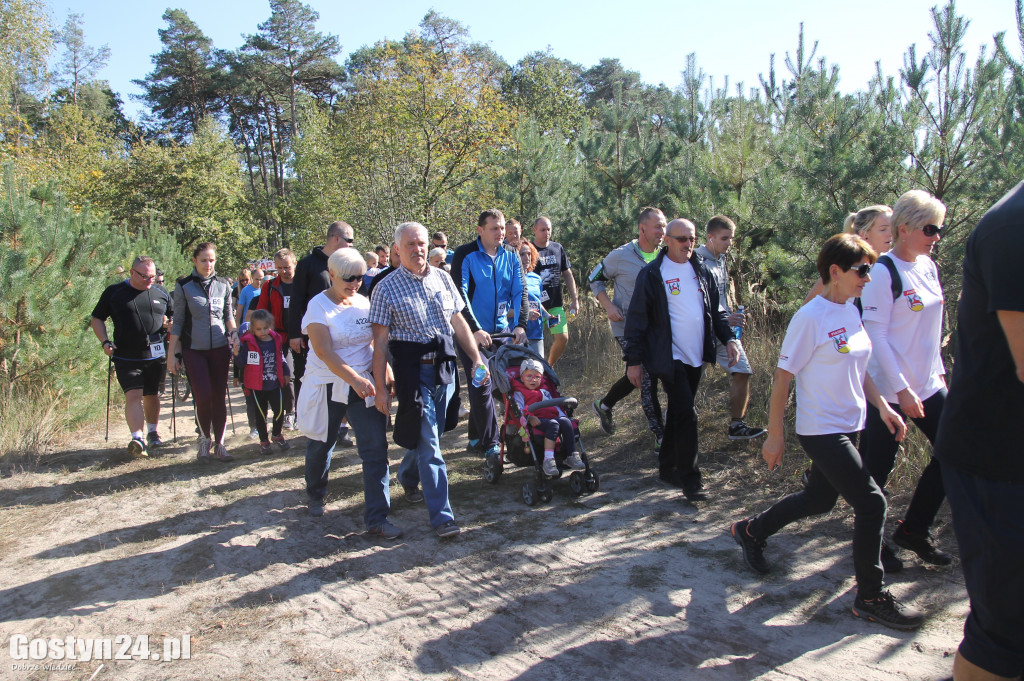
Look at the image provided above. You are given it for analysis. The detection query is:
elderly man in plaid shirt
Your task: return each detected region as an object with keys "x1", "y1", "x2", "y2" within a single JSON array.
[{"x1": 370, "y1": 221, "x2": 489, "y2": 539}]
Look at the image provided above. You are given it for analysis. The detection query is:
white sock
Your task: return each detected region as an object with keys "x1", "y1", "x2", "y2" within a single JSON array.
[
  {"x1": 131, "y1": 430, "x2": 144, "y2": 441},
  {"x1": 147, "y1": 422, "x2": 158, "y2": 434},
  {"x1": 544, "y1": 449, "x2": 554, "y2": 460}
]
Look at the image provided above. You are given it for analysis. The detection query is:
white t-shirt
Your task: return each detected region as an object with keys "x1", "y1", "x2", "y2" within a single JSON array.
[
  {"x1": 778, "y1": 296, "x2": 872, "y2": 435},
  {"x1": 661, "y1": 258, "x2": 704, "y2": 367},
  {"x1": 301, "y1": 292, "x2": 373, "y2": 383},
  {"x1": 861, "y1": 253, "x2": 945, "y2": 403}
]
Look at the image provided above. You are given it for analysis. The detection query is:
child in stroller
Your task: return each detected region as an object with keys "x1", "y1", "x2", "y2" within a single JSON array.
[
  {"x1": 484, "y1": 343, "x2": 600, "y2": 505},
  {"x1": 513, "y1": 359, "x2": 586, "y2": 476}
]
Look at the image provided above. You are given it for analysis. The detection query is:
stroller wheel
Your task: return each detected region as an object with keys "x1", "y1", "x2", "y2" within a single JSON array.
[
  {"x1": 522, "y1": 482, "x2": 538, "y2": 506},
  {"x1": 584, "y1": 470, "x2": 601, "y2": 494},
  {"x1": 569, "y1": 471, "x2": 585, "y2": 496},
  {"x1": 536, "y1": 481, "x2": 553, "y2": 504},
  {"x1": 483, "y1": 452, "x2": 503, "y2": 484}
]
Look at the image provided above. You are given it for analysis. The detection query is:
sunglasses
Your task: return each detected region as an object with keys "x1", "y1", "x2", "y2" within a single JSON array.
[
  {"x1": 666, "y1": 234, "x2": 695, "y2": 243},
  {"x1": 922, "y1": 224, "x2": 943, "y2": 237},
  {"x1": 342, "y1": 237, "x2": 355, "y2": 244},
  {"x1": 132, "y1": 269, "x2": 156, "y2": 281},
  {"x1": 846, "y1": 263, "x2": 872, "y2": 278},
  {"x1": 239, "y1": 278, "x2": 250, "y2": 284},
  {"x1": 339, "y1": 273, "x2": 362, "y2": 283}
]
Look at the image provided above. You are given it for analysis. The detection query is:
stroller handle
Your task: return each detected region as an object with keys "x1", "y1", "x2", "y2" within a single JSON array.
[{"x1": 527, "y1": 397, "x2": 578, "y2": 412}]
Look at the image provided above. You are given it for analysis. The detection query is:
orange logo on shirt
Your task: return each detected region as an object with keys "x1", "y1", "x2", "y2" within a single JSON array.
[
  {"x1": 666, "y1": 278, "x2": 681, "y2": 295},
  {"x1": 829, "y1": 327, "x2": 850, "y2": 354},
  {"x1": 903, "y1": 289, "x2": 924, "y2": 312}
]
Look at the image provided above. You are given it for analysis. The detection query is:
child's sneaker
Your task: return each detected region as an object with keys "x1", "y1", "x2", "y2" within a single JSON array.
[
  {"x1": 542, "y1": 458, "x2": 559, "y2": 476},
  {"x1": 565, "y1": 452, "x2": 586, "y2": 470},
  {"x1": 259, "y1": 441, "x2": 272, "y2": 455},
  {"x1": 272, "y1": 435, "x2": 290, "y2": 450}
]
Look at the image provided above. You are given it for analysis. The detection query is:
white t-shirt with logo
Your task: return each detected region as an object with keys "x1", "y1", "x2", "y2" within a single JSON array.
[
  {"x1": 861, "y1": 253, "x2": 945, "y2": 403},
  {"x1": 661, "y1": 258, "x2": 705, "y2": 367},
  {"x1": 778, "y1": 296, "x2": 872, "y2": 435},
  {"x1": 301, "y1": 292, "x2": 374, "y2": 382}
]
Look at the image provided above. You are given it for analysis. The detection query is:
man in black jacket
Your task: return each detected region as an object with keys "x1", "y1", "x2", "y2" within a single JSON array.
[{"x1": 624, "y1": 218, "x2": 739, "y2": 501}]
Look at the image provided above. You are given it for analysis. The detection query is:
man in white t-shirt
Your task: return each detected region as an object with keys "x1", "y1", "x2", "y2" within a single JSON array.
[{"x1": 624, "y1": 219, "x2": 739, "y2": 501}]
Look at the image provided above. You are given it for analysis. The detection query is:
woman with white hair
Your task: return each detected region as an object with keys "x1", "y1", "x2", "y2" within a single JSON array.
[
  {"x1": 860, "y1": 189, "x2": 952, "y2": 570},
  {"x1": 298, "y1": 248, "x2": 399, "y2": 539}
]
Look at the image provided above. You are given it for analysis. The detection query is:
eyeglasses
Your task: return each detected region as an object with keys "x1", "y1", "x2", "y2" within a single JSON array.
[
  {"x1": 922, "y1": 224, "x2": 943, "y2": 237},
  {"x1": 666, "y1": 234, "x2": 695, "y2": 243},
  {"x1": 845, "y1": 263, "x2": 872, "y2": 278},
  {"x1": 339, "y1": 274, "x2": 362, "y2": 283},
  {"x1": 132, "y1": 269, "x2": 156, "y2": 281},
  {"x1": 155, "y1": 278, "x2": 164, "y2": 285}
]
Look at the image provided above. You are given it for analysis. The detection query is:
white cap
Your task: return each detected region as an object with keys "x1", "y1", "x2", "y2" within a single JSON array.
[{"x1": 520, "y1": 358, "x2": 544, "y2": 375}]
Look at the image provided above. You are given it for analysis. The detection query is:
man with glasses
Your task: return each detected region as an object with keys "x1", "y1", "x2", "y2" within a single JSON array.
[
  {"x1": 91, "y1": 256, "x2": 172, "y2": 458},
  {"x1": 623, "y1": 218, "x2": 739, "y2": 501},
  {"x1": 289, "y1": 221, "x2": 356, "y2": 420}
]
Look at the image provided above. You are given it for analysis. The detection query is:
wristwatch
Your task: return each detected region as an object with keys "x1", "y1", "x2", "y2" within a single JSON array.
[{"x1": 101, "y1": 340, "x2": 113, "y2": 348}]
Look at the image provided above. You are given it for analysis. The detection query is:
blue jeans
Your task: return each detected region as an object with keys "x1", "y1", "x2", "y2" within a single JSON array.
[
  {"x1": 344, "y1": 386, "x2": 392, "y2": 530},
  {"x1": 304, "y1": 384, "x2": 345, "y2": 504},
  {"x1": 397, "y1": 364, "x2": 455, "y2": 528}
]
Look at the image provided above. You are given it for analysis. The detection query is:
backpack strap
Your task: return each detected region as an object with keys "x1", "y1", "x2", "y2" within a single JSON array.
[{"x1": 877, "y1": 253, "x2": 902, "y2": 301}]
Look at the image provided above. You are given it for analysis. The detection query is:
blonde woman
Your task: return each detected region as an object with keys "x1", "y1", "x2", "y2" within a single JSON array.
[{"x1": 804, "y1": 206, "x2": 892, "y2": 304}]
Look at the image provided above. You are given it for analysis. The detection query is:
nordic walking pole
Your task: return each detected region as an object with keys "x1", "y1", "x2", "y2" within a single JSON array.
[
  {"x1": 170, "y1": 371, "x2": 177, "y2": 443},
  {"x1": 105, "y1": 356, "x2": 112, "y2": 442},
  {"x1": 226, "y1": 374, "x2": 236, "y2": 435}
]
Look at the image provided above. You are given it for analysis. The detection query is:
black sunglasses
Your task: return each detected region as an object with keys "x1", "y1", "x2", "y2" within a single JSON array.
[
  {"x1": 342, "y1": 236, "x2": 355, "y2": 243},
  {"x1": 339, "y1": 273, "x2": 361, "y2": 283},
  {"x1": 922, "y1": 224, "x2": 943, "y2": 237},
  {"x1": 666, "y1": 234, "x2": 696, "y2": 243},
  {"x1": 846, "y1": 263, "x2": 872, "y2": 278}
]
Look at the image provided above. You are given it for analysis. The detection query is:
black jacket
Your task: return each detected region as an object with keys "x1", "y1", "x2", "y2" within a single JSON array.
[
  {"x1": 623, "y1": 250, "x2": 734, "y2": 382},
  {"x1": 388, "y1": 335, "x2": 462, "y2": 449},
  {"x1": 287, "y1": 246, "x2": 332, "y2": 339}
]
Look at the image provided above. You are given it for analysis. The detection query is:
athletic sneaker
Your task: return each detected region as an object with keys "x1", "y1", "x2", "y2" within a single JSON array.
[
  {"x1": 404, "y1": 486, "x2": 424, "y2": 503},
  {"x1": 542, "y1": 458, "x2": 559, "y2": 476},
  {"x1": 248, "y1": 428, "x2": 259, "y2": 440},
  {"x1": 212, "y1": 442, "x2": 234, "y2": 462},
  {"x1": 367, "y1": 521, "x2": 403, "y2": 540},
  {"x1": 259, "y1": 441, "x2": 273, "y2": 455},
  {"x1": 852, "y1": 589, "x2": 924, "y2": 630},
  {"x1": 682, "y1": 479, "x2": 708, "y2": 502},
  {"x1": 592, "y1": 399, "x2": 615, "y2": 434},
  {"x1": 728, "y1": 420, "x2": 767, "y2": 440},
  {"x1": 308, "y1": 499, "x2": 325, "y2": 517},
  {"x1": 337, "y1": 427, "x2": 354, "y2": 448},
  {"x1": 196, "y1": 437, "x2": 212, "y2": 463},
  {"x1": 483, "y1": 444, "x2": 500, "y2": 459},
  {"x1": 146, "y1": 431, "x2": 163, "y2": 448},
  {"x1": 892, "y1": 520, "x2": 953, "y2": 566},
  {"x1": 272, "y1": 435, "x2": 290, "y2": 450},
  {"x1": 127, "y1": 437, "x2": 148, "y2": 459},
  {"x1": 283, "y1": 413, "x2": 296, "y2": 431},
  {"x1": 435, "y1": 521, "x2": 460, "y2": 538},
  {"x1": 731, "y1": 518, "x2": 770, "y2": 574},
  {"x1": 881, "y1": 542, "x2": 904, "y2": 573},
  {"x1": 565, "y1": 452, "x2": 586, "y2": 470}
]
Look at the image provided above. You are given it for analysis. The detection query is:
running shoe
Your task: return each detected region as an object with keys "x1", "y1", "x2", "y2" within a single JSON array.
[
  {"x1": 682, "y1": 479, "x2": 709, "y2": 502},
  {"x1": 127, "y1": 437, "x2": 148, "y2": 459},
  {"x1": 892, "y1": 520, "x2": 953, "y2": 566},
  {"x1": 565, "y1": 452, "x2": 585, "y2": 470},
  {"x1": 367, "y1": 522, "x2": 403, "y2": 540},
  {"x1": 308, "y1": 499, "x2": 325, "y2": 517},
  {"x1": 542, "y1": 458, "x2": 559, "y2": 476},
  {"x1": 196, "y1": 437, "x2": 212, "y2": 463},
  {"x1": 435, "y1": 521, "x2": 460, "y2": 538},
  {"x1": 404, "y1": 486, "x2": 424, "y2": 503},
  {"x1": 283, "y1": 413, "x2": 296, "y2": 431},
  {"x1": 248, "y1": 428, "x2": 259, "y2": 440},
  {"x1": 272, "y1": 435, "x2": 290, "y2": 450},
  {"x1": 731, "y1": 518, "x2": 770, "y2": 574},
  {"x1": 212, "y1": 442, "x2": 234, "y2": 462},
  {"x1": 728, "y1": 420, "x2": 767, "y2": 440},
  {"x1": 852, "y1": 590, "x2": 924, "y2": 630},
  {"x1": 337, "y1": 427, "x2": 354, "y2": 448},
  {"x1": 146, "y1": 431, "x2": 163, "y2": 448},
  {"x1": 259, "y1": 441, "x2": 273, "y2": 455},
  {"x1": 592, "y1": 399, "x2": 615, "y2": 435}
]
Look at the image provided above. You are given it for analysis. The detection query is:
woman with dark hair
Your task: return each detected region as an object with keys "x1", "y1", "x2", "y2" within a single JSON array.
[
  {"x1": 168, "y1": 242, "x2": 238, "y2": 462},
  {"x1": 731, "y1": 233, "x2": 925, "y2": 631},
  {"x1": 804, "y1": 205, "x2": 892, "y2": 304}
]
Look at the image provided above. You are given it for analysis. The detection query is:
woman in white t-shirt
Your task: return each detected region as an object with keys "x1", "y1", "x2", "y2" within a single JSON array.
[
  {"x1": 861, "y1": 190, "x2": 952, "y2": 569},
  {"x1": 803, "y1": 205, "x2": 892, "y2": 304},
  {"x1": 297, "y1": 248, "x2": 399, "y2": 539},
  {"x1": 731, "y1": 234, "x2": 925, "y2": 631}
]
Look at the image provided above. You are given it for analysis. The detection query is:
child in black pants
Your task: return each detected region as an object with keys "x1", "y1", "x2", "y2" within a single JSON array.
[{"x1": 234, "y1": 310, "x2": 290, "y2": 454}]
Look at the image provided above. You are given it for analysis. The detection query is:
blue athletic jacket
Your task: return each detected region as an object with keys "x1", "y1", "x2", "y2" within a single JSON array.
[{"x1": 450, "y1": 238, "x2": 528, "y2": 334}]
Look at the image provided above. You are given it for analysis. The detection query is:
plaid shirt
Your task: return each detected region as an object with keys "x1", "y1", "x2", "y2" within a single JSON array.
[{"x1": 368, "y1": 265, "x2": 465, "y2": 343}]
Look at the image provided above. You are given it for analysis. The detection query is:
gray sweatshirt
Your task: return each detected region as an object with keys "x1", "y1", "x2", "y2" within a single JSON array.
[
  {"x1": 171, "y1": 270, "x2": 234, "y2": 350},
  {"x1": 588, "y1": 240, "x2": 660, "y2": 337}
]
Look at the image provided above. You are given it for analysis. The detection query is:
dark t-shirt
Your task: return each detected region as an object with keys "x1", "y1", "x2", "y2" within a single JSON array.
[
  {"x1": 533, "y1": 241, "x2": 571, "y2": 309},
  {"x1": 257, "y1": 337, "x2": 279, "y2": 390},
  {"x1": 92, "y1": 282, "x2": 171, "y2": 359},
  {"x1": 935, "y1": 181, "x2": 1024, "y2": 482}
]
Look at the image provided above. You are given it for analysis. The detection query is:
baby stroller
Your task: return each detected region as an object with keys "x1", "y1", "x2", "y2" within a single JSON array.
[{"x1": 484, "y1": 342, "x2": 600, "y2": 505}]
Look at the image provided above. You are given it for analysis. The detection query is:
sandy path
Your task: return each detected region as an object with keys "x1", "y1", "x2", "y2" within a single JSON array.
[{"x1": 0, "y1": 388, "x2": 966, "y2": 680}]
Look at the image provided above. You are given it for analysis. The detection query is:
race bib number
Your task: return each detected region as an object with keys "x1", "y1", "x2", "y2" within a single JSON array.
[
  {"x1": 529, "y1": 301, "x2": 540, "y2": 312},
  {"x1": 283, "y1": 295, "x2": 290, "y2": 309},
  {"x1": 497, "y1": 301, "x2": 509, "y2": 318},
  {"x1": 148, "y1": 341, "x2": 166, "y2": 359},
  {"x1": 247, "y1": 351, "x2": 261, "y2": 365},
  {"x1": 540, "y1": 291, "x2": 550, "y2": 303}
]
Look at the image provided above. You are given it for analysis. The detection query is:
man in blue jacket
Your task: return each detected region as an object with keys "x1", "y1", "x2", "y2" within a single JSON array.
[
  {"x1": 450, "y1": 209, "x2": 528, "y2": 457},
  {"x1": 625, "y1": 218, "x2": 739, "y2": 502}
]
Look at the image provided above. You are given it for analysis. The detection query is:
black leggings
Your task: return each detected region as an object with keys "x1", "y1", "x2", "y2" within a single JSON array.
[
  {"x1": 246, "y1": 388, "x2": 284, "y2": 441},
  {"x1": 862, "y1": 388, "x2": 947, "y2": 534},
  {"x1": 748, "y1": 431, "x2": 887, "y2": 598}
]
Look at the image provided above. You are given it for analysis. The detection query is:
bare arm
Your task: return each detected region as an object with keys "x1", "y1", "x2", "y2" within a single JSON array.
[
  {"x1": 997, "y1": 310, "x2": 1024, "y2": 384},
  {"x1": 596, "y1": 290, "x2": 623, "y2": 322},
  {"x1": 371, "y1": 323, "x2": 392, "y2": 415},
  {"x1": 564, "y1": 269, "x2": 579, "y2": 311},
  {"x1": 762, "y1": 368, "x2": 794, "y2": 470},
  {"x1": 90, "y1": 318, "x2": 115, "y2": 357},
  {"x1": 864, "y1": 373, "x2": 907, "y2": 441}
]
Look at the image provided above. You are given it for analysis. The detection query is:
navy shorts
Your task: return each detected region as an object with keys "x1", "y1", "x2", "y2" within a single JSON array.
[
  {"x1": 114, "y1": 358, "x2": 167, "y2": 396},
  {"x1": 941, "y1": 460, "x2": 1024, "y2": 678}
]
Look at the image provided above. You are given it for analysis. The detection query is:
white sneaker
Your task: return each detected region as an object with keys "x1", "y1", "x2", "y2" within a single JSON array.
[
  {"x1": 565, "y1": 452, "x2": 586, "y2": 470},
  {"x1": 542, "y1": 458, "x2": 558, "y2": 476},
  {"x1": 248, "y1": 428, "x2": 259, "y2": 440},
  {"x1": 284, "y1": 413, "x2": 296, "y2": 430}
]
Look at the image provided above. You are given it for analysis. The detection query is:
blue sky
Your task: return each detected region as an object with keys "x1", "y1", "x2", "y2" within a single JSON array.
[{"x1": 46, "y1": 0, "x2": 1015, "y2": 118}]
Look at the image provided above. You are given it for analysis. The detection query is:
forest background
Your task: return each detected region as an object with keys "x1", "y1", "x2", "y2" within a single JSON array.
[{"x1": 2, "y1": 0, "x2": 1024, "y2": 458}]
